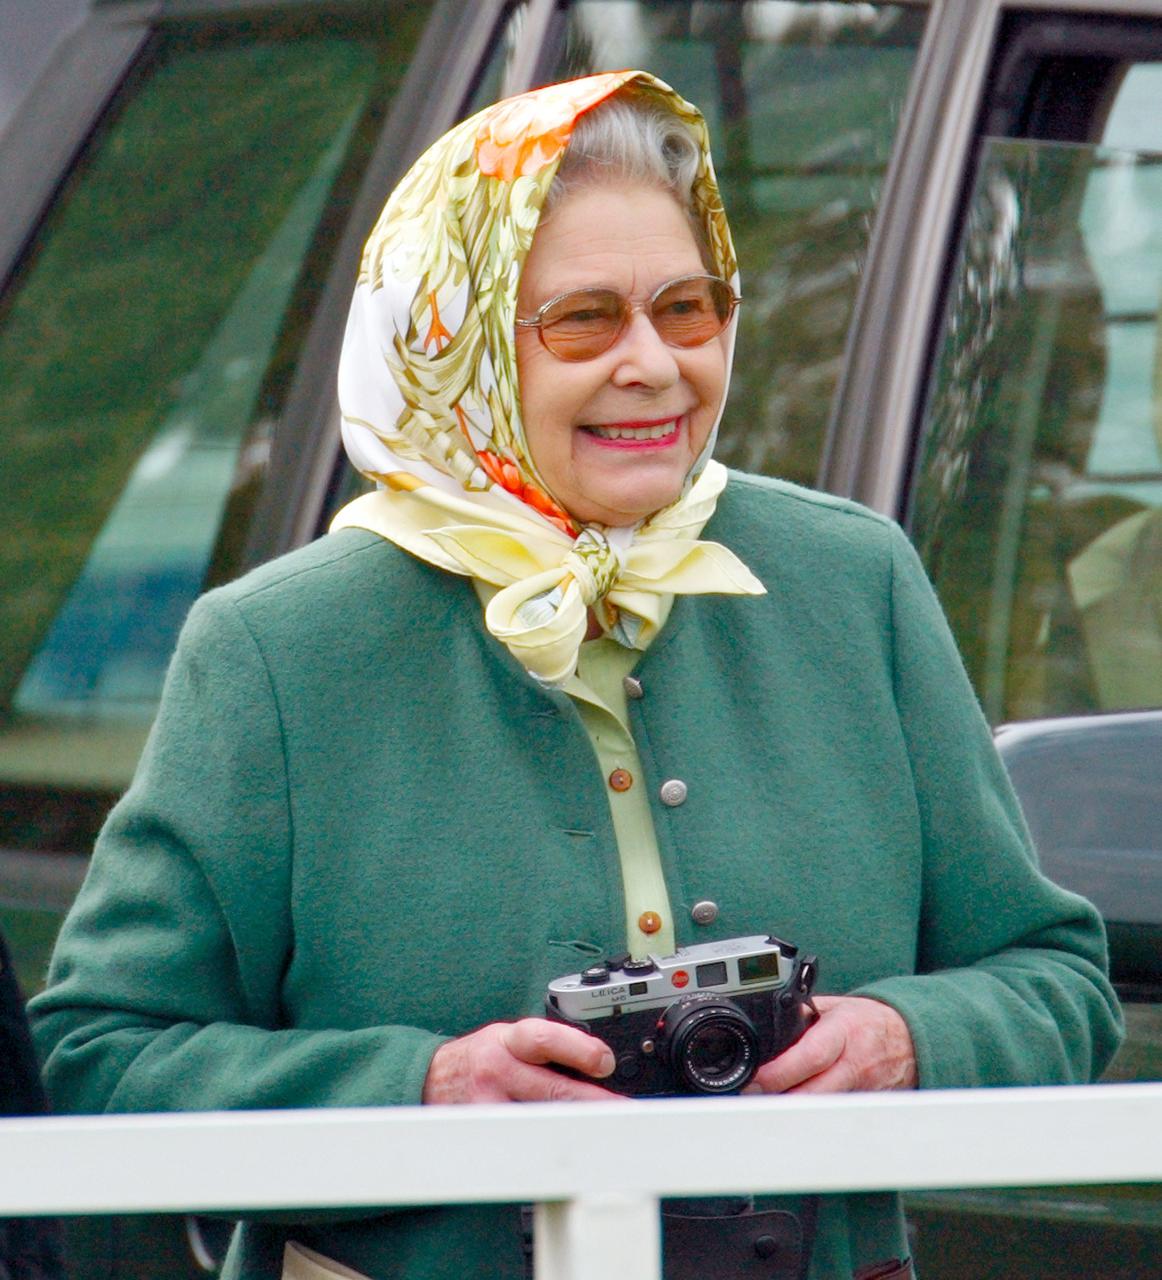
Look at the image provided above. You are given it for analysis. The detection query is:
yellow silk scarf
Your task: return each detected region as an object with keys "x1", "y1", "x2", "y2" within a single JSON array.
[
  {"x1": 332, "y1": 460, "x2": 762, "y2": 685},
  {"x1": 331, "y1": 71, "x2": 764, "y2": 684}
]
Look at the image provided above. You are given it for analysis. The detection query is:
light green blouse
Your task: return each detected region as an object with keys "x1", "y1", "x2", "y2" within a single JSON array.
[
  {"x1": 567, "y1": 639, "x2": 675, "y2": 958},
  {"x1": 473, "y1": 581, "x2": 674, "y2": 959}
]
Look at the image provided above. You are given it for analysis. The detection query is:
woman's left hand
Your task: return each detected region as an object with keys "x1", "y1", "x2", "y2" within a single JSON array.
[{"x1": 745, "y1": 996, "x2": 918, "y2": 1095}]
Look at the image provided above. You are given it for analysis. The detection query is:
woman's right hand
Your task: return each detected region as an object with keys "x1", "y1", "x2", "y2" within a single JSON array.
[{"x1": 422, "y1": 1018, "x2": 624, "y2": 1103}]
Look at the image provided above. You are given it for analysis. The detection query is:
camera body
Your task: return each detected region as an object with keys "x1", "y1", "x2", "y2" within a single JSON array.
[{"x1": 546, "y1": 934, "x2": 817, "y2": 1097}]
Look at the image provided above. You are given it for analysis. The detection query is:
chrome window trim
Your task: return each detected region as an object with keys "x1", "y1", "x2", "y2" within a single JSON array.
[
  {"x1": 250, "y1": 0, "x2": 515, "y2": 563},
  {"x1": 1015, "y1": 0, "x2": 1162, "y2": 10},
  {"x1": 823, "y1": 0, "x2": 1162, "y2": 517},
  {"x1": 0, "y1": 9, "x2": 149, "y2": 289},
  {"x1": 821, "y1": 0, "x2": 1001, "y2": 514}
]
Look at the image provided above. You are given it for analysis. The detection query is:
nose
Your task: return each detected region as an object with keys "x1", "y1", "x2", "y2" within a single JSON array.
[{"x1": 609, "y1": 309, "x2": 681, "y2": 389}]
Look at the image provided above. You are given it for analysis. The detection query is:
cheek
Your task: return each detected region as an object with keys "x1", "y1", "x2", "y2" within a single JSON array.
[
  {"x1": 691, "y1": 349, "x2": 728, "y2": 431},
  {"x1": 516, "y1": 351, "x2": 575, "y2": 482},
  {"x1": 517, "y1": 348, "x2": 600, "y2": 444},
  {"x1": 515, "y1": 340, "x2": 552, "y2": 448}
]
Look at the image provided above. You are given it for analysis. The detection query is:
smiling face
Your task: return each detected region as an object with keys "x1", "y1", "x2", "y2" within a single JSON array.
[{"x1": 515, "y1": 183, "x2": 729, "y2": 527}]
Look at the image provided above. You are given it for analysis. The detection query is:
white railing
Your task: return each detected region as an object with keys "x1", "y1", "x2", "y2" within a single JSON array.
[{"x1": 2, "y1": 1084, "x2": 1161, "y2": 1279}]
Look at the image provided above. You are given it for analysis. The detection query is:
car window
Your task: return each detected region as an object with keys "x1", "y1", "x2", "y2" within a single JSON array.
[
  {"x1": 912, "y1": 52, "x2": 1162, "y2": 725},
  {"x1": 546, "y1": 0, "x2": 927, "y2": 487},
  {"x1": 0, "y1": 9, "x2": 432, "y2": 854}
]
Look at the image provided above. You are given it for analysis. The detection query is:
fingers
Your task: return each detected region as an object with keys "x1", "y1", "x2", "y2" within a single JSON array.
[
  {"x1": 751, "y1": 998, "x2": 847, "y2": 1094},
  {"x1": 504, "y1": 1018, "x2": 615, "y2": 1078},
  {"x1": 749, "y1": 996, "x2": 917, "y2": 1096},
  {"x1": 423, "y1": 1019, "x2": 624, "y2": 1105}
]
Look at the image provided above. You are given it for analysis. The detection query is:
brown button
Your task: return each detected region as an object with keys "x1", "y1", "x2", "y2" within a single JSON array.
[
  {"x1": 608, "y1": 768, "x2": 633, "y2": 792},
  {"x1": 638, "y1": 911, "x2": 662, "y2": 934}
]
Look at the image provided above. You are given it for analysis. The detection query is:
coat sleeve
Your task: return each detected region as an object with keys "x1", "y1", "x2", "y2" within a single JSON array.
[
  {"x1": 853, "y1": 525, "x2": 1124, "y2": 1089},
  {"x1": 30, "y1": 591, "x2": 447, "y2": 1114}
]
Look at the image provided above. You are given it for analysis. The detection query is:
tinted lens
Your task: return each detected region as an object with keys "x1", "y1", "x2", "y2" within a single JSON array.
[
  {"x1": 539, "y1": 289, "x2": 626, "y2": 359},
  {"x1": 649, "y1": 276, "x2": 734, "y2": 347}
]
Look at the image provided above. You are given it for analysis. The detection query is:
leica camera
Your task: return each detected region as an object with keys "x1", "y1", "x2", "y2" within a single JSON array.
[{"x1": 546, "y1": 934, "x2": 818, "y2": 1096}]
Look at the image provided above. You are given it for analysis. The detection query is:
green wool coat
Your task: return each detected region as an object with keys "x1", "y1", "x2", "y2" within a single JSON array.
[{"x1": 31, "y1": 473, "x2": 1123, "y2": 1279}]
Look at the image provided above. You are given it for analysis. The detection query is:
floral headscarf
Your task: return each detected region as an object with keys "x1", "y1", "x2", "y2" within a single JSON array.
[{"x1": 332, "y1": 70, "x2": 764, "y2": 684}]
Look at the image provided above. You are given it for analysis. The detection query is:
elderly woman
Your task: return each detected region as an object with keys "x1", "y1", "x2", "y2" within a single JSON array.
[{"x1": 32, "y1": 72, "x2": 1120, "y2": 1280}]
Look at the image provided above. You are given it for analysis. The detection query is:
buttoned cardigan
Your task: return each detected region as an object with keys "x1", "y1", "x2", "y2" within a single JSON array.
[{"x1": 30, "y1": 472, "x2": 1123, "y2": 1280}]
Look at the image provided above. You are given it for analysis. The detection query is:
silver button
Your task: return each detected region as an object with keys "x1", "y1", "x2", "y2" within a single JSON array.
[
  {"x1": 691, "y1": 900, "x2": 719, "y2": 926},
  {"x1": 623, "y1": 675, "x2": 644, "y2": 699},
  {"x1": 659, "y1": 778, "x2": 688, "y2": 806}
]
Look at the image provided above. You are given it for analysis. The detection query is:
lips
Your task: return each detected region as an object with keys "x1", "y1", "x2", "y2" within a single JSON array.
[{"x1": 583, "y1": 416, "x2": 681, "y2": 443}]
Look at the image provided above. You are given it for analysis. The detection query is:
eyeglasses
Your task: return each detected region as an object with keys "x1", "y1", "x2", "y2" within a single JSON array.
[{"x1": 515, "y1": 273, "x2": 739, "y2": 362}]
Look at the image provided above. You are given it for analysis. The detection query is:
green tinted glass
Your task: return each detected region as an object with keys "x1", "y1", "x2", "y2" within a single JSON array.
[
  {"x1": 913, "y1": 131, "x2": 1162, "y2": 723},
  {"x1": 550, "y1": 0, "x2": 925, "y2": 485},
  {"x1": 0, "y1": 17, "x2": 427, "y2": 838}
]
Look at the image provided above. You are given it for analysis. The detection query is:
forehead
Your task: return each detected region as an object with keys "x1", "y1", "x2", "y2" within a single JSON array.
[{"x1": 518, "y1": 183, "x2": 705, "y2": 304}]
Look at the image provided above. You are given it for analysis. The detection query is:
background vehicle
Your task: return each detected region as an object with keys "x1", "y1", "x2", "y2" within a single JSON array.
[{"x1": 0, "y1": 1, "x2": 1159, "y2": 1276}]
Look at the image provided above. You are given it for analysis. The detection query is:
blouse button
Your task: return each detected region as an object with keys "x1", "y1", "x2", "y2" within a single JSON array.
[
  {"x1": 659, "y1": 778, "x2": 688, "y2": 806},
  {"x1": 609, "y1": 768, "x2": 633, "y2": 792},
  {"x1": 638, "y1": 911, "x2": 662, "y2": 935},
  {"x1": 623, "y1": 675, "x2": 644, "y2": 699},
  {"x1": 691, "y1": 900, "x2": 719, "y2": 926}
]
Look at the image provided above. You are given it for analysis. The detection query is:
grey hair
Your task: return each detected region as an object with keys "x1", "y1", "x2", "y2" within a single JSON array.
[{"x1": 544, "y1": 90, "x2": 703, "y2": 219}]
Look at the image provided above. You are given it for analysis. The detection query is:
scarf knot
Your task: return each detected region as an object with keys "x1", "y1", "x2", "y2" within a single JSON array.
[
  {"x1": 330, "y1": 461, "x2": 766, "y2": 686},
  {"x1": 564, "y1": 528, "x2": 622, "y2": 605}
]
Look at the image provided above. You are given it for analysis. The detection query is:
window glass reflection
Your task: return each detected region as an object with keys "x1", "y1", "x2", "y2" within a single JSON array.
[
  {"x1": 914, "y1": 136, "x2": 1162, "y2": 722},
  {"x1": 549, "y1": 1, "x2": 925, "y2": 485},
  {"x1": 0, "y1": 11, "x2": 431, "y2": 847}
]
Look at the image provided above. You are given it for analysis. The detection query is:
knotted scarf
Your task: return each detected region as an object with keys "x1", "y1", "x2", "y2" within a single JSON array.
[{"x1": 331, "y1": 70, "x2": 764, "y2": 684}]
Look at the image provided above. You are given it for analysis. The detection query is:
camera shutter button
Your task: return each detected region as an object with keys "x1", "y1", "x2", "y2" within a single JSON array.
[{"x1": 580, "y1": 965, "x2": 610, "y2": 985}]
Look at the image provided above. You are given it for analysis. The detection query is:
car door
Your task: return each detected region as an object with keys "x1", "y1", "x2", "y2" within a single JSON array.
[
  {"x1": 0, "y1": 4, "x2": 938, "y2": 1274},
  {"x1": 0, "y1": 0, "x2": 505, "y2": 986},
  {"x1": 0, "y1": 1, "x2": 513, "y2": 1274},
  {"x1": 823, "y1": 3, "x2": 1162, "y2": 1273}
]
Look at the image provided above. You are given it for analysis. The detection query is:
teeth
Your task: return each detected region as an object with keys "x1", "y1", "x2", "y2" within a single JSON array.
[{"x1": 588, "y1": 419, "x2": 678, "y2": 440}]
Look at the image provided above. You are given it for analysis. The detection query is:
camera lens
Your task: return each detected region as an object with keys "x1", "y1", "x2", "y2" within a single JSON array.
[{"x1": 660, "y1": 997, "x2": 759, "y2": 1094}]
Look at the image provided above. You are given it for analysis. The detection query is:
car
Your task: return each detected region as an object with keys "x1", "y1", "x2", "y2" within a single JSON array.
[{"x1": 1, "y1": 1, "x2": 1159, "y2": 1276}]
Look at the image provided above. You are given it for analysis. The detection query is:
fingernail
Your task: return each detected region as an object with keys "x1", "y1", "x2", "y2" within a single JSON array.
[{"x1": 597, "y1": 1052, "x2": 616, "y2": 1077}]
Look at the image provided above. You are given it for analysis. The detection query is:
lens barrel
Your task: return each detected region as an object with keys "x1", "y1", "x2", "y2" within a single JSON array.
[{"x1": 661, "y1": 997, "x2": 760, "y2": 1094}]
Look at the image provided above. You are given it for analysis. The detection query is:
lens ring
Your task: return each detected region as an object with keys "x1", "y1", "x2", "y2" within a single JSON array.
[{"x1": 661, "y1": 997, "x2": 759, "y2": 1094}]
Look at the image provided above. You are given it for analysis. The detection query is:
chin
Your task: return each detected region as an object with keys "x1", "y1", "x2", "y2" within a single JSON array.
[{"x1": 579, "y1": 485, "x2": 686, "y2": 526}]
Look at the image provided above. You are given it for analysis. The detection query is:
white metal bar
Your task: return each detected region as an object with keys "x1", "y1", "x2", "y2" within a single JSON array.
[
  {"x1": 534, "y1": 1195, "x2": 661, "y2": 1280},
  {"x1": 0, "y1": 1085, "x2": 1159, "y2": 1217}
]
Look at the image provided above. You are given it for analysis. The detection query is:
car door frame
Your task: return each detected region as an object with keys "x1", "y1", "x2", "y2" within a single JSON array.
[
  {"x1": 0, "y1": 0, "x2": 516, "y2": 579},
  {"x1": 821, "y1": 0, "x2": 1162, "y2": 518}
]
